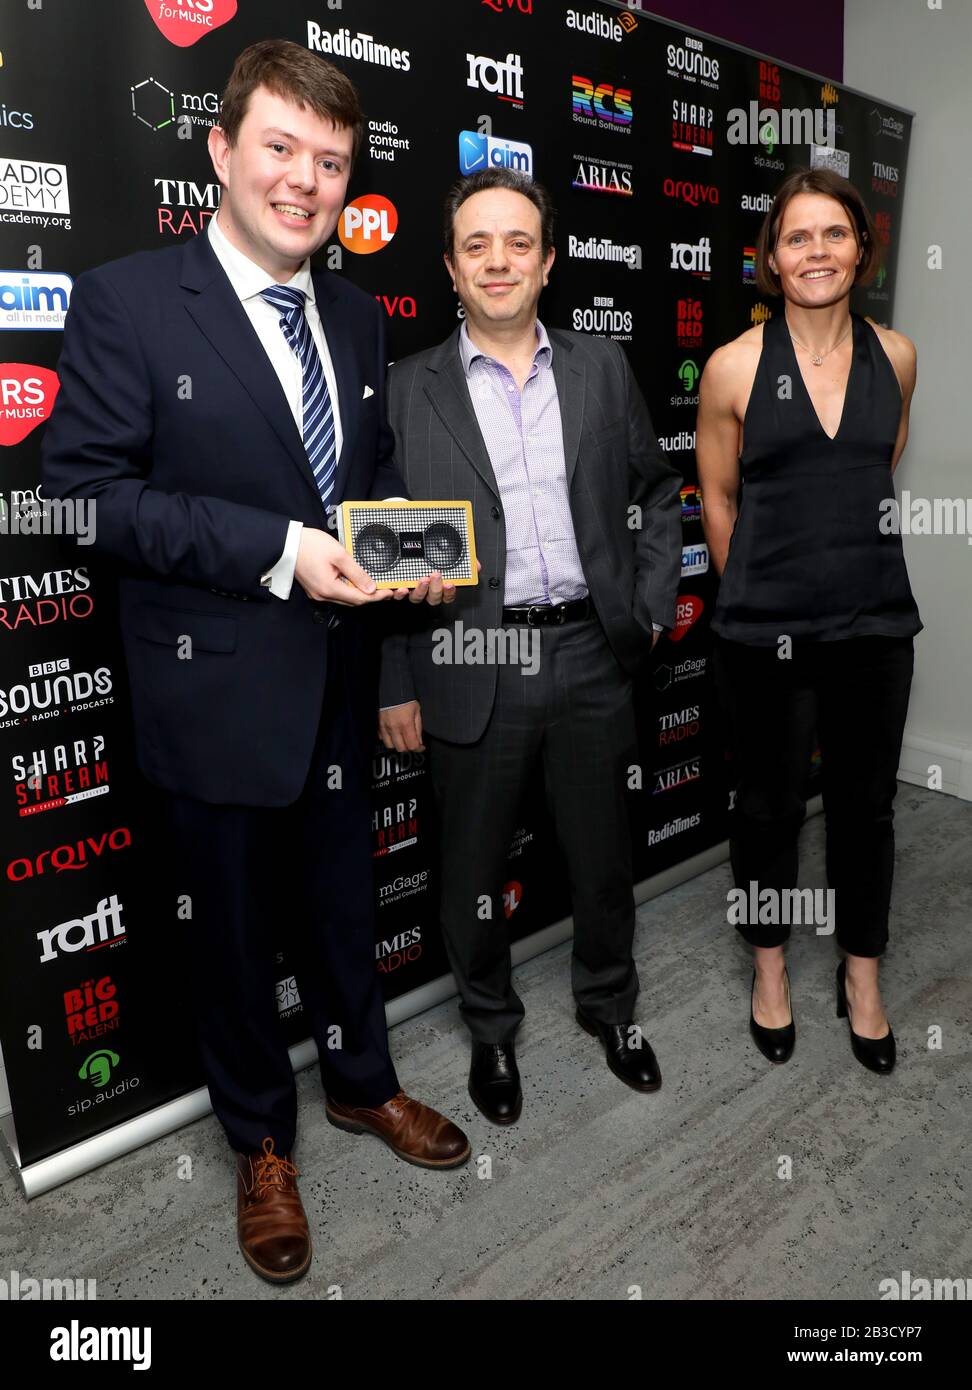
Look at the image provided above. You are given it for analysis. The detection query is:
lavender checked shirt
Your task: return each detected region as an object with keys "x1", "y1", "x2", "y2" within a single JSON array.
[{"x1": 458, "y1": 319, "x2": 587, "y2": 606}]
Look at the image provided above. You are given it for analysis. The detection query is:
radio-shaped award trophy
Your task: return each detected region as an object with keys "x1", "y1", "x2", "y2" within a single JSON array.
[{"x1": 335, "y1": 500, "x2": 478, "y2": 589}]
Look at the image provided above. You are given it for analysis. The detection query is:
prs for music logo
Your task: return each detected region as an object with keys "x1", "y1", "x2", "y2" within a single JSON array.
[{"x1": 143, "y1": 0, "x2": 238, "y2": 48}]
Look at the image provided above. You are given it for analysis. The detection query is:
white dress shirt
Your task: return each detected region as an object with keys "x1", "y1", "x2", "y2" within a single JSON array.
[{"x1": 206, "y1": 213, "x2": 342, "y2": 600}]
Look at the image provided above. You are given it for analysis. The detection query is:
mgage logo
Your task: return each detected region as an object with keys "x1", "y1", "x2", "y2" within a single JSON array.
[
  {"x1": 0, "y1": 363, "x2": 58, "y2": 444},
  {"x1": 339, "y1": 194, "x2": 397, "y2": 254},
  {"x1": 466, "y1": 52, "x2": 524, "y2": 105},
  {"x1": 6, "y1": 826, "x2": 132, "y2": 883},
  {"x1": 572, "y1": 77, "x2": 632, "y2": 130},
  {"x1": 142, "y1": 0, "x2": 237, "y2": 48},
  {"x1": 36, "y1": 894, "x2": 126, "y2": 965}
]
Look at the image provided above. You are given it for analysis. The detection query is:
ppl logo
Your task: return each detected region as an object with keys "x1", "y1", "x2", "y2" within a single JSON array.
[
  {"x1": 142, "y1": 0, "x2": 237, "y2": 48},
  {"x1": 459, "y1": 130, "x2": 533, "y2": 177},
  {"x1": 503, "y1": 880, "x2": 522, "y2": 918},
  {"x1": 670, "y1": 596, "x2": 704, "y2": 642},
  {"x1": 339, "y1": 195, "x2": 397, "y2": 254},
  {"x1": 0, "y1": 364, "x2": 59, "y2": 446},
  {"x1": 572, "y1": 77, "x2": 632, "y2": 128}
]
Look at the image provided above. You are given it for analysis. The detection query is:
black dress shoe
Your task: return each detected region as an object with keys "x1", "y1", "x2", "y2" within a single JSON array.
[
  {"x1": 469, "y1": 1041, "x2": 522, "y2": 1124},
  {"x1": 836, "y1": 959, "x2": 896, "y2": 1074},
  {"x1": 575, "y1": 1009, "x2": 661, "y2": 1091},
  {"x1": 749, "y1": 968, "x2": 795, "y2": 1064}
]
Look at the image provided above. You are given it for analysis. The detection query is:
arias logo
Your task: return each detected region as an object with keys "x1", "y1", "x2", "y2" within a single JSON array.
[
  {"x1": 143, "y1": 0, "x2": 237, "y2": 48},
  {"x1": 670, "y1": 595, "x2": 703, "y2": 642},
  {"x1": 502, "y1": 880, "x2": 522, "y2": 918},
  {"x1": 0, "y1": 363, "x2": 58, "y2": 445},
  {"x1": 339, "y1": 194, "x2": 397, "y2": 254}
]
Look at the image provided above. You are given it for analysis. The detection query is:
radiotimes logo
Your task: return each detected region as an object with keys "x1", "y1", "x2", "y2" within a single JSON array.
[
  {"x1": 458, "y1": 130, "x2": 533, "y2": 176},
  {"x1": 6, "y1": 826, "x2": 132, "y2": 884},
  {"x1": 154, "y1": 176, "x2": 220, "y2": 236},
  {"x1": 670, "y1": 236, "x2": 711, "y2": 280},
  {"x1": 571, "y1": 77, "x2": 632, "y2": 132},
  {"x1": 37, "y1": 893, "x2": 127, "y2": 965},
  {"x1": 11, "y1": 733, "x2": 110, "y2": 818},
  {"x1": 663, "y1": 177, "x2": 719, "y2": 208},
  {"x1": 143, "y1": 0, "x2": 238, "y2": 48},
  {"x1": 0, "y1": 658, "x2": 114, "y2": 731},
  {"x1": 0, "y1": 363, "x2": 59, "y2": 444},
  {"x1": 372, "y1": 797, "x2": 418, "y2": 855},
  {"x1": 666, "y1": 34, "x2": 720, "y2": 90},
  {"x1": 467, "y1": 52, "x2": 524, "y2": 106},
  {"x1": 339, "y1": 194, "x2": 397, "y2": 254},
  {"x1": 671, "y1": 100, "x2": 714, "y2": 156},
  {"x1": 64, "y1": 976, "x2": 119, "y2": 1048},
  {"x1": 0, "y1": 157, "x2": 71, "y2": 230},
  {"x1": 0, "y1": 272, "x2": 72, "y2": 331},
  {"x1": 568, "y1": 235, "x2": 641, "y2": 270},
  {"x1": 572, "y1": 154, "x2": 632, "y2": 196},
  {"x1": 676, "y1": 298, "x2": 703, "y2": 349},
  {"x1": 572, "y1": 296, "x2": 632, "y2": 341},
  {"x1": 307, "y1": 24, "x2": 411, "y2": 72}
]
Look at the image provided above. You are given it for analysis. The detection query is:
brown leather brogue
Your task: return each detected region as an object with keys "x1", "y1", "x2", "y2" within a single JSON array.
[
  {"x1": 236, "y1": 1137, "x2": 312, "y2": 1283},
  {"x1": 325, "y1": 1090, "x2": 471, "y2": 1169}
]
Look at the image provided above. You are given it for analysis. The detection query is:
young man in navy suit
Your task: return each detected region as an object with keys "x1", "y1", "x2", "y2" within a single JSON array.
[{"x1": 42, "y1": 40, "x2": 469, "y2": 1285}]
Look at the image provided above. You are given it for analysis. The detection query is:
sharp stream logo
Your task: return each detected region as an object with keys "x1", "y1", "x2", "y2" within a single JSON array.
[{"x1": 458, "y1": 130, "x2": 533, "y2": 176}]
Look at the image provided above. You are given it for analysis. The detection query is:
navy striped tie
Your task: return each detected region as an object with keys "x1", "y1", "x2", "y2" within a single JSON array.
[{"x1": 260, "y1": 284, "x2": 336, "y2": 509}]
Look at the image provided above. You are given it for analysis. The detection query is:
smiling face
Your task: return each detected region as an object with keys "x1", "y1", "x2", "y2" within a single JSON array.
[
  {"x1": 769, "y1": 191, "x2": 863, "y2": 308},
  {"x1": 445, "y1": 187, "x2": 555, "y2": 333},
  {"x1": 208, "y1": 85, "x2": 353, "y2": 280}
]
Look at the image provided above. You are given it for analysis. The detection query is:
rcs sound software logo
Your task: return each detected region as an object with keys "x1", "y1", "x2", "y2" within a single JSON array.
[{"x1": 142, "y1": 0, "x2": 238, "y2": 48}]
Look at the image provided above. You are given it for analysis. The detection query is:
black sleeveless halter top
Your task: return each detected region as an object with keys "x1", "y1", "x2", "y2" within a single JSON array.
[{"x1": 711, "y1": 309, "x2": 922, "y2": 644}]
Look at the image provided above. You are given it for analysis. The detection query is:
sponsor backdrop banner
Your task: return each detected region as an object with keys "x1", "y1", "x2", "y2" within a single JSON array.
[{"x1": 0, "y1": 0, "x2": 910, "y2": 1175}]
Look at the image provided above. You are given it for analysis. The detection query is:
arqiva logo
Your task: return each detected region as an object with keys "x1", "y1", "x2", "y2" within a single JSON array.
[
  {"x1": 339, "y1": 195, "x2": 398, "y2": 254},
  {"x1": 669, "y1": 595, "x2": 703, "y2": 642},
  {"x1": 143, "y1": 0, "x2": 238, "y2": 48},
  {"x1": 1, "y1": 364, "x2": 59, "y2": 446}
]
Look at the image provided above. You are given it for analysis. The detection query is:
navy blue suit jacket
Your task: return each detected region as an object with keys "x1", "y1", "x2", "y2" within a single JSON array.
[{"x1": 41, "y1": 228, "x2": 404, "y2": 806}]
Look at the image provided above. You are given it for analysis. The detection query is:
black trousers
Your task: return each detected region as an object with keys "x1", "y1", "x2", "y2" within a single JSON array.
[
  {"x1": 427, "y1": 615, "x2": 640, "y2": 1041},
  {"x1": 712, "y1": 634, "x2": 915, "y2": 956},
  {"x1": 160, "y1": 623, "x2": 399, "y2": 1156}
]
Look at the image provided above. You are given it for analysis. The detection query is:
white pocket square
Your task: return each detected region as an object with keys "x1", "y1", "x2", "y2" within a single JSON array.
[{"x1": 362, "y1": 384, "x2": 374, "y2": 399}]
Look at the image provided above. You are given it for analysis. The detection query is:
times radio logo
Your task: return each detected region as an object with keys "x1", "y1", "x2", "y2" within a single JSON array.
[{"x1": 0, "y1": 567, "x2": 93, "y2": 635}]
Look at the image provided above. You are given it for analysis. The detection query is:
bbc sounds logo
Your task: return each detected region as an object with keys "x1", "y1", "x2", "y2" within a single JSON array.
[
  {"x1": 339, "y1": 195, "x2": 398, "y2": 254},
  {"x1": 143, "y1": 0, "x2": 238, "y2": 48}
]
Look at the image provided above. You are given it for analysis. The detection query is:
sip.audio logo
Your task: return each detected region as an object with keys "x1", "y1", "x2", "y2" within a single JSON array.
[
  {"x1": 339, "y1": 194, "x2": 397, "y2": 254},
  {"x1": 0, "y1": 363, "x2": 58, "y2": 444},
  {"x1": 142, "y1": 0, "x2": 238, "y2": 48}
]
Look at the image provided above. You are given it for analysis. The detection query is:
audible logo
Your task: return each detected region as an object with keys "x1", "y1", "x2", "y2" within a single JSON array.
[{"x1": 339, "y1": 194, "x2": 397, "y2": 254}]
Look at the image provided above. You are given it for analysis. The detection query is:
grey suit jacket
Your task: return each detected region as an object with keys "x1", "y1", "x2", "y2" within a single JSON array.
[{"x1": 379, "y1": 324, "x2": 683, "y2": 744}]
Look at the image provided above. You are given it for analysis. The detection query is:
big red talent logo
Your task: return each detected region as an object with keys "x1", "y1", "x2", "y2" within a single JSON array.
[
  {"x1": 142, "y1": 0, "x2": 237, "y2": 48},
  {"x1": 376, "y1": 928, "x2": 422, "y2": 973},
  {"x1": 6, "y1": 826, "x2": 131, "y2": 884},
  {"x1": 36, "y1": 893, "x2": 127, "y2": 965},
  {"x1": 758, "y1": 60, "x2": 783, "y2": 110},
  {"x1": 0, "y1": 363, "x2": 58, "y2": 444},
  {"x1": 154, "y1": 177, "x2": 220, "y2": 236},
  {"x1": 339, "y1": 195, "x2": 397, "y2": 254},
  {"x1": 0, "y1": 567, "x2": 93, "y2": 635},
  {"x1": 669, "y1": 595, "x2": 704, "y2": 643},
  {"x1": 671, "y1": 100, "x2": 714, "y2": 156},
  {"x1": 372, "y1": 797, "x2": 418, "y2": 855},
  {"x1": 874, "y1": 210, "x2": 893, "y2": 246},
  {"x1": 467, "y1": 52, "x2": 524, "y2": 107},
  {"x1": 0, "y1": 658, "x2": 114, "y2": 732},
  {"x1": 572, "y1": 76, "x2": 632, "y2": 132},
  {"x1": 64, "y1": 975, "x2": 119, "y2": 1048},
  {"x1": 663, "y1": 177, "x2": 718, "y2": 207},
  {"x1": 676, "y1": 297, "x2": 703, "y2": 349},
  {"x1": 11, "y1": 733, "x2": 110, "y2": 818}
]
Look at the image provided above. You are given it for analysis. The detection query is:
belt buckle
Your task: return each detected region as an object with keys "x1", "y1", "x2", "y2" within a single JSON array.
[
  {"x1": 555, "y1": 602, "x2": 568, "y2": 625},
  {"x1": 526, "y1": 605, "x2": 542, "y2": 627}
]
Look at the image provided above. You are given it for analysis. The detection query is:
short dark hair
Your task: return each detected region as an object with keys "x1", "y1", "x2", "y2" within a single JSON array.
[
  {"x1": 218, "y1": 38, "x2": 365, "y2": 163},
  {"x1": 443, "y1": 169, "x2": 556, "y2": 260},
  {"x1": 755, "y1": 166, "x2": 882, "y2": 296}
]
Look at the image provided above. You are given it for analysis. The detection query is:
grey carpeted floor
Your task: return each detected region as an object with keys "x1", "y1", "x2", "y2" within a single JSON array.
[{"x1": 2, "y1": 784, "x2": 970, "y2": 1300}]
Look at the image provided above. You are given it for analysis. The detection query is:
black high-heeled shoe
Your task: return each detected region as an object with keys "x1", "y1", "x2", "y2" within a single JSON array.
[
  {"x1": 749, "y1": 967, "x2": 795, "y2": 1063},
  {"x1": 836, "y1": 959, "x2": 896, "y2": 1074}
]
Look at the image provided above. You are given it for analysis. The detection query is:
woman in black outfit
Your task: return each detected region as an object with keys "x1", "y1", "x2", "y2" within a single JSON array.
[{"x1": 696, "y1": 168, "x2": 920, "y2": 1073}]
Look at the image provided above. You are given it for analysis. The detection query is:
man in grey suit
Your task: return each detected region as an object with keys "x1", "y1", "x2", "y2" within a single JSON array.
[{"x1": 378, "y1": 169, "x2": 682, "y2": 1124}]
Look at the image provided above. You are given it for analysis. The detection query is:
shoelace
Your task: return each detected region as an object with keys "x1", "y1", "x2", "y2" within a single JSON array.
[{"x1": 251, "y1": 1137, "x2": 298, "y2": 1196}]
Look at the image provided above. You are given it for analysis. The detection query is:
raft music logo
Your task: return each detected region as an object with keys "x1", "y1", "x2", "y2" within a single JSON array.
[
  {"x1": 12, "y1": 733, "x2": 110, "y2": 818},
  {"x1": 0, "y1": 157, "x2": 71, "y2": 230},
  {"x1": 6, "y1": 826, "x2": 132, "y2": 885},
  {"x1": 64, "y1": 975, "x2": 120, "y2": 1048},
  {"x1": 0, "y1": 362, "x2": 59, "y2": 444},
  {"x1": 872, "y1": 161, "x2": 899, "y2": 197},
  {"x1": 372, "y1": 797, "x2": 418, "y2": 856},
  {"x1": 0, "y1": 271, "x2": 72, "y2": 331},
  {"x1": 666, "y1": 34, "x2": 720, "y2": 90},
  {"x1": 339, "y1": 194, "x2": 397, "y2": 254},
  {"x1": 0, "y1": 567, "x2": 93, "y2": 635},
  {"x1": 143, "y1": 0, "x2": 238, "y2": 49},
  {"x1": 571, "y1": 76, "x2": 632, "y2": 131},
  {"x1": 376, "y1": 927, "x2": 423, "y2": 973},
  {"x1": 670, "y1": 236, "x2": 711, "y2": 279},
  {"x1": 153, "y1": 176, "x2": 220, "y2": 236},
  {"x1": 36, "y1": 893, "x2": 127, "y2": 965},
  {"x1": 671, "y1": 100, "x2": 714, "y2": 156},
  {"x1": 467, "y1": 52, "x2": 524, "y2": 106},
  {"x1": 572, "y1": 153, "x2": 632, "y2": 196}
]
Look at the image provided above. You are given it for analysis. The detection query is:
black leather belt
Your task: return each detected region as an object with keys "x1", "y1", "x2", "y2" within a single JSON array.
[{"x1": 501, "y1": 597, "x2": 592, "y2": 626}]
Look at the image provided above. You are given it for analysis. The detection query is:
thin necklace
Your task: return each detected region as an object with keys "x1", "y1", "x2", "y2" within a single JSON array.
[{"x1": 786, "y1": 318, "x2": 852, "y2": 366}]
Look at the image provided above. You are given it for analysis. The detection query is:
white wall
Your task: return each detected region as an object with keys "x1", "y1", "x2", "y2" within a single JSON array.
[{"x1": 845, "y1": 0, "x2": 972, "y2": 796}]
